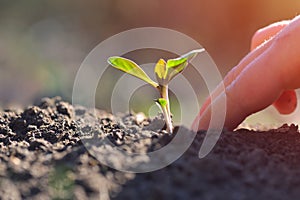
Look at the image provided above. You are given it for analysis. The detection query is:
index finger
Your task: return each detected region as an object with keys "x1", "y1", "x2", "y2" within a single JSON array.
[
  {"x1": 193, "y1": 19, "x2": 296, "y2": 131},
  {"x1": 197, "y1": 20, "x2": 289, "y2": 118}
]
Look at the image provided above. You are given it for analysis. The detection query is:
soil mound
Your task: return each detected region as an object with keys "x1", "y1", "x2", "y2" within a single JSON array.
[{"x1": 1, "y1": 97, "x2": 300, "y2": 200}]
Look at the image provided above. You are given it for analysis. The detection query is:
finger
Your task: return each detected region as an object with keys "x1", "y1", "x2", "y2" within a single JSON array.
[
  {"x1": 193, "y1": 16, "x2": 300, "y2": 131},
  {"x1": 198, "y1": 36, "x2": 274, "y2": 119},
  {"x1": 250, "y1": 20, "x2": 297, "y2": 114},
  {"x1": 194, "y1": 37, "x2": 288, "y2": 131},
  {"x1": 273, "y1": 90, "x2": 297, "y2": 114},
  {"x1": 251, "y1": 20, "x2": 290, "y2": 50},
  {"x1": 197, "y1": 15, "x2": 300, "y2": 130},
  {"x1": 196, "y1": 20, "x2": 292, "y2": 128},
  {"x1": 272, "y1": 89, "x2": 297, "y2": 114},
  {"x1": 198, "y1": 22, "x2": 288, "y2": 117}
]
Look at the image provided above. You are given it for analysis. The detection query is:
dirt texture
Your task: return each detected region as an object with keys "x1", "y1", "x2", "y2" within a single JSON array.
[{"x1": 1, "y1": 97, "x2": 300, "y2": 200}]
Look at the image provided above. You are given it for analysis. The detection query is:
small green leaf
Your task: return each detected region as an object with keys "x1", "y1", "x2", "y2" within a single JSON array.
[
  {"x1": 166, "y1": 48, "x2": 205, "y2": 81},
  {"x1": 166, "y1": 57, "x2": 187, "y2": 68},
  {"x1": 154, "y1": 59, "x2": 168, "y2": 85},
  {"x1": 154, "y1": 59, "x2": 167, "y2": 79},
  {"x1": 167, "y1": 49, "x2": 205, "y2": 68},
  {"x1": 155, "y1": 98, "x2": 167, "y2": 107},
  {"x1": 108, "y1": 56, "x2": 159, "y2": 88},
  {"x1": 167, "y1": 62, "x2": 188, "y2": 81},
  {"x1": 167, "y1": 48, "x2": 205, "y2": 68}
]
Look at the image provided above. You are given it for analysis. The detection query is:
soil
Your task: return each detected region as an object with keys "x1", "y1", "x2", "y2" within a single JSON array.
[{"x1": 1, "y1": 97, "x2": 300, "y2": 200}]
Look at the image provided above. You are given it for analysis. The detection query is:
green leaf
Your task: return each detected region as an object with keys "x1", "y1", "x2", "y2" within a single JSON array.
[
  {"x1": 154, "y1": 59, "x2": 168, "y2": 85},
  {"x1": 166, "y1": 48, "x2": 205, "y2": 81},
  {"x1": 168, "y1": 48, "x2": 205, "y2": 67},
  {"x1": 167, "y1": 62, "x2": 188, "y2": 81},
  {"x1": 154, "y1": 59, "x2": 167, "y2": 79},
  {"x1": 108, "y1": 56, "x2": 159, "y2": 88},
  {"x1": 166, "y1": 57, "x2": 187, "y2": 68}
]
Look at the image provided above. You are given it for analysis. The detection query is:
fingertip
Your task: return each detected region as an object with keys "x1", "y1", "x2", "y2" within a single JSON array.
[
  {"x1": 273, "y1": 90, "x2": 297, "y2": 114},
  {"x1": 251, "y1": 20, "x2": 290, "y2": 50}
]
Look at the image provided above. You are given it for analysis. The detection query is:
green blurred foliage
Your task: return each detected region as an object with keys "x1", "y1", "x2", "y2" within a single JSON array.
[{"x1": 48, "y1": 164, "x2": 75, "y2": 200}]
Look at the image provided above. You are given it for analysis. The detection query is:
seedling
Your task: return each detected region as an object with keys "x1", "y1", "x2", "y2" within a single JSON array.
[{"x1": 108, "y1": 49, "x2": 204, "y2": 133}]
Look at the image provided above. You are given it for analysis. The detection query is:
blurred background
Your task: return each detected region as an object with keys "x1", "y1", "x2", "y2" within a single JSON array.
[{"x1": 1, "y1": 0, "x2": 300, "y2": 126}]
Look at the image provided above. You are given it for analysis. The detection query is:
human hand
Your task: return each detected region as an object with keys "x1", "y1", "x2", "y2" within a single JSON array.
[{"x1": 192, "y1": 15, "x2": 300, "y2": 131}]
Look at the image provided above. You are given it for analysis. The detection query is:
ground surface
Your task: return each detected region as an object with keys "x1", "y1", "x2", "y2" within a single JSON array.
[{"x1": 1, "y1": 97, "x2": 300, "y2": 200}]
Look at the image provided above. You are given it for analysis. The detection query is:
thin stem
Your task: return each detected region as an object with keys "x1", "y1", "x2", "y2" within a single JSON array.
[
  {"x1": 160, "y1": 85, "x2": 173, "y2": 133},
  {"x1": 160, "y1": 103, "x2": 172, "y2": 133}
]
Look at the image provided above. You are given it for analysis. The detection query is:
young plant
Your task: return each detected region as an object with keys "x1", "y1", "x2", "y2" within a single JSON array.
[{"x1": 107, "y1": 49, "x2": 204, "y2": 133}]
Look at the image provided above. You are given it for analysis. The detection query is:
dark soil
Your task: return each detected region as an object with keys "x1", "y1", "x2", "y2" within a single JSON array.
[{"x1": 1, "y1": 97, "x2": 300, "y2": 200}]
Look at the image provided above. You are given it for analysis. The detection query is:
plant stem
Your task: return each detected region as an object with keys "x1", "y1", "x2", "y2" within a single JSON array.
[{"x1": 160, "y1": 85, "x2": 173, "y2": 133}]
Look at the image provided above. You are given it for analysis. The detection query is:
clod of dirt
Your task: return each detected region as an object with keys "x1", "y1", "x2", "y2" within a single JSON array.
[{"x1": 1, "y1": 97, "x2": 300, "y2": 200}]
